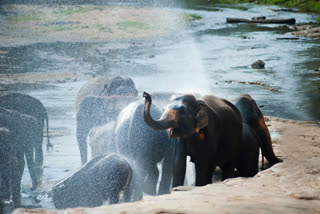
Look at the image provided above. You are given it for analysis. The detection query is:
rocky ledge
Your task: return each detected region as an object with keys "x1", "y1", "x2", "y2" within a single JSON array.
[{"x1": 13, "y1": 117, "x2": 320, "y2": 214}]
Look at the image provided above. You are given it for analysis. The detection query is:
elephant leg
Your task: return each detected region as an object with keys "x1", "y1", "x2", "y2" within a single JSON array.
[
  {"x1": 0, "y1": 168, "x2": 11, "y2": 200},
  {"x1": 34, "y1": 140, "x2": 43, "y2": 181},
  {"x1": 158, "y1": 143, "x2": 175, "y2": 195},
  {"x1": 221, "y1": 163, "x2": 236, "y2": 180},
  {"x1": 11, "y1": 150, "x2": 25, "y2": 208},
  {"x1": 195, "y1": 163, "x2": 212, "y2": 186},
  {"x1": 76, "y1": 115, "x2": 88, "y2": 165},
  {"x1": 143, "y1": 163, "x2": 159, "y2": 196},
  {"x1": 127, "y1": 168, "x2": 143, "y2": 202},
  {"x1": 172, "y1": 141, "x2": 187, "y2": 188},
  {"x1": 24, "y1": 145, "x2": 39, "y2": 190},
  {"x1": 109, "y1": 190, "x2": 120, "y2": 204}
]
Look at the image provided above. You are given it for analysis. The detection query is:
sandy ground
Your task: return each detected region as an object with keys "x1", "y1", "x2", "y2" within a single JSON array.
[
  {"x1": 0, "y1": 4, "x2": 188, "y2": 46},
  {"x1": 12, "y1": 116, "x2": 320, "y2": 213}
]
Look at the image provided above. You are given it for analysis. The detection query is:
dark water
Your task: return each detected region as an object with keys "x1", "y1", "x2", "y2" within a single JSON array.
[{"x1": 0, "y1": 0, "x2": 320, "y2": 210}]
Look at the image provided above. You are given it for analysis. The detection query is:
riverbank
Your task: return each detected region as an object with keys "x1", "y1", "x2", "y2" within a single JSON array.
[
  {"x1": 0, "y1": 4, "x2": 198, "y2": 46},
  {"x1": 216, "y1": 0, "x2": 320, "y2": 14},
  {"x1": 13, "y1": 116, "x2": 320, "y2": 214}
]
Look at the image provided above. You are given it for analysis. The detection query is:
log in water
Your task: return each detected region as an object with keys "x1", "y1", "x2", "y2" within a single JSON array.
[{"x1": 226, "y1": 18, "x2": 296, "y2": 24}]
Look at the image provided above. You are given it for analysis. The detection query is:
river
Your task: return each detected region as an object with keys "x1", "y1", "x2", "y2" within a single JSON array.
[{"x1": 0, "y1": 0, "x2": 319, "y2": 210}]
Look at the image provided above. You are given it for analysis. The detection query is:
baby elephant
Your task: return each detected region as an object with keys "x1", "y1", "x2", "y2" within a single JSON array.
[{"x1": 52, "y1": 154, "x2": 135, "y2": 209}]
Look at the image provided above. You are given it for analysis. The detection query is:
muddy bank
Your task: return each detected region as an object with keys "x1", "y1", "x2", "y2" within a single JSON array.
[{"x1": 12, "y1": 116, "x2": 320, "y2": 213}]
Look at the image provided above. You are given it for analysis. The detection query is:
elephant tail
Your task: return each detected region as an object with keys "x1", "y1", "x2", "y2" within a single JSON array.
[
  {"x1": 257, "y1": 116, "x2": 282, "y2": 166},
  {"x1": 45, "y1": 111, "x2": 53, "y2": 151}
]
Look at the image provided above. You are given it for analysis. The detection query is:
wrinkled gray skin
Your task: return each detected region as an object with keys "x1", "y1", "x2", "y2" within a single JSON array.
[
  {"x1": 0, "y1": 108, "x2": 43, "y2": 208},
  {"x1": 0, "y1": 93, "x2": 52, "y2": 168},
  {"x1": 52, "y1": 154, "x2": 138, "y2": 209},
  {"x1": 76, "y1": 76, "x2": 138, "y2": 165},
  {"x1": 235, "y1": 94, "x2": 282, "y2": 177},
  {"x1": 142, "y1": 92, "x2": 243, "y2": 187},
  {"x1": 113, "y1": 100, "x2": 176, "y2": 196}
]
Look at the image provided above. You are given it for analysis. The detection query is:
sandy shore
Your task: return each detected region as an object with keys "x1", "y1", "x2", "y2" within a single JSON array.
[{"x1": 13, "y1": 116, "x2": 320, "y2": 213}]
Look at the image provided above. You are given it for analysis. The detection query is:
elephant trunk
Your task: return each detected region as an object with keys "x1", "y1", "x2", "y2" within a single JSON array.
[{"x1": 142, "y1": 92, "x2": 177, "y2": 130}]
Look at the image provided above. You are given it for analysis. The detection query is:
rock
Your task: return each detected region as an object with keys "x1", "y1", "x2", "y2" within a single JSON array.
[{"x1": 251, "y1": 60, "x2": 265, "y2": 69}]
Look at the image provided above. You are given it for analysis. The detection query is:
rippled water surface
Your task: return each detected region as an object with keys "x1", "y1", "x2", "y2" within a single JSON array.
[{"x1": 1, "y1": 0, "x2": 320, "y2": 210}]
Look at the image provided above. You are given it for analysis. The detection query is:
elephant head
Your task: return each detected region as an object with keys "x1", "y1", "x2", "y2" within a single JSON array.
[
  {"x1": 142, "y1": 92, "x2": 208, "y2": 139},
  {"x1": 105, "y1": 76, "x2": 138, "y2": 97}
]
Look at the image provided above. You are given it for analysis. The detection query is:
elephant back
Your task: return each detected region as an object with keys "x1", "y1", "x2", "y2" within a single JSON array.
[
  {"x1": 52, "y1": 154, "x2": 132, "y2": 208},
  {"x1": 75, "y1": 76, "x2": 138, "y2": 111},
  {"x1": 52, "y1": 155, "x2": 105, "y2": 208},
  {"x1": 0, "y1": 93, "x2": 47, "y2": 126}
]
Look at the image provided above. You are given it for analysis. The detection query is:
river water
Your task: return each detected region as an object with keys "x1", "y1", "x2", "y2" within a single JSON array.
[{"x1": 1, "y1": 0, "x2": 320, "y2": 210}]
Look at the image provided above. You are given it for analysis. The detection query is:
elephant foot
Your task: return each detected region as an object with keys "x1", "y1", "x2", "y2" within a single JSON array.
[{"x1": 31, "y1": 179, "x2": 42, "y2": 191}]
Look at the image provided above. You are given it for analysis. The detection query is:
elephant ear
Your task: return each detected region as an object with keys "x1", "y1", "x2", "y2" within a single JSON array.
[{"x1": 194, "y1": 100, "x2": 208, "y2": 133}]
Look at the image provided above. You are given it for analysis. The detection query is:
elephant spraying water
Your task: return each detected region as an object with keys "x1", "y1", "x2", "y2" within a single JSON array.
[{"x1": 142, "y1": 92, "x2": 242, "y2": 187}]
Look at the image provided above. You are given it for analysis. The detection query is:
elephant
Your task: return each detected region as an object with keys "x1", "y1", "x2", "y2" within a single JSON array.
[
  {"x1": 112, "y1": 100, "x2": 176, "y2": 196},
  {"x1": 142, "y1": 92, "x2": 243, "y2": 187},
  {"x1": 235, "y1": 94, "x2": 282, "y2": 177},
  {"x1": 75, "y1": 76, "x2": 138, "y2": 111},
  {"x1": 77, "y1": 96, "x2": 139, "y2": 164},
  {"x1": 87, "y1": 121, "x2": 115, "y2": 159},
  {"x1": 0, "y1": 93, "x2": 52, "y2": 152},
  {"x1": 52, "y1": 154, "x2": 139, "y2": 209},
  {"x1": 0, "y1": 108, "x2": 43, "y2": 208},
  {"x1": 76, "y1": 76, "x2": 139, "y2": 165}
]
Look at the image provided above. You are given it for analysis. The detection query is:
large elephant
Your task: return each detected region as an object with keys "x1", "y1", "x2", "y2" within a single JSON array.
[
  {"x1": 142, "y1": 92, "x2": 242, "y2": 187},
  {"x1": 52, "y1": 154, "x2": 139, "y2": 209},
  {"x1": 76, "y1": 76, "x2": 139, "y2": 165},
  {"x1": 112, "y1": 100, "x2": 176, "y2": 196},
  {"x1": 0, "y1": 107, "x2": 43, "y2": 208},
  {"x1": 235, "y1": 94, "x2": 282, "y2": 177}
]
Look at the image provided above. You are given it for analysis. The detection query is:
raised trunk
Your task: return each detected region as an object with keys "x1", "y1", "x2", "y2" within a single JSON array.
[{"x1": 142, "y1": 92, "x2": 177, "y2": 130}]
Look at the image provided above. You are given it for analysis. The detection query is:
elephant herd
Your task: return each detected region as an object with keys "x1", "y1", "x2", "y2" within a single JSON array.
[{"x1": 0, "y1": 75, "x2": 282, "y2": 212}]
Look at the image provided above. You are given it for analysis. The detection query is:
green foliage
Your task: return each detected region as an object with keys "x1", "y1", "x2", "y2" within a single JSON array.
[
  {"x1": 256, "y1": 0, "x2": 320, "y2": 13},
  {"x1": 117, "y1": 21, "x2": 151, "y2": 30},
  {"x1": 184, "y1": 13, "x2": 202, "y2": 21},
  {"x1": 53, "y1": 6, "x2": 101, "y2": 15},
  {"x1": 7, "y1": 15, "x2": 40, "y2": 22},
  {"x1": 50, "y1": 26, "x2": 73, "y2": 31},
  {"x1": 96, "y1": 24, "x2": 113, "y2": 32}
]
